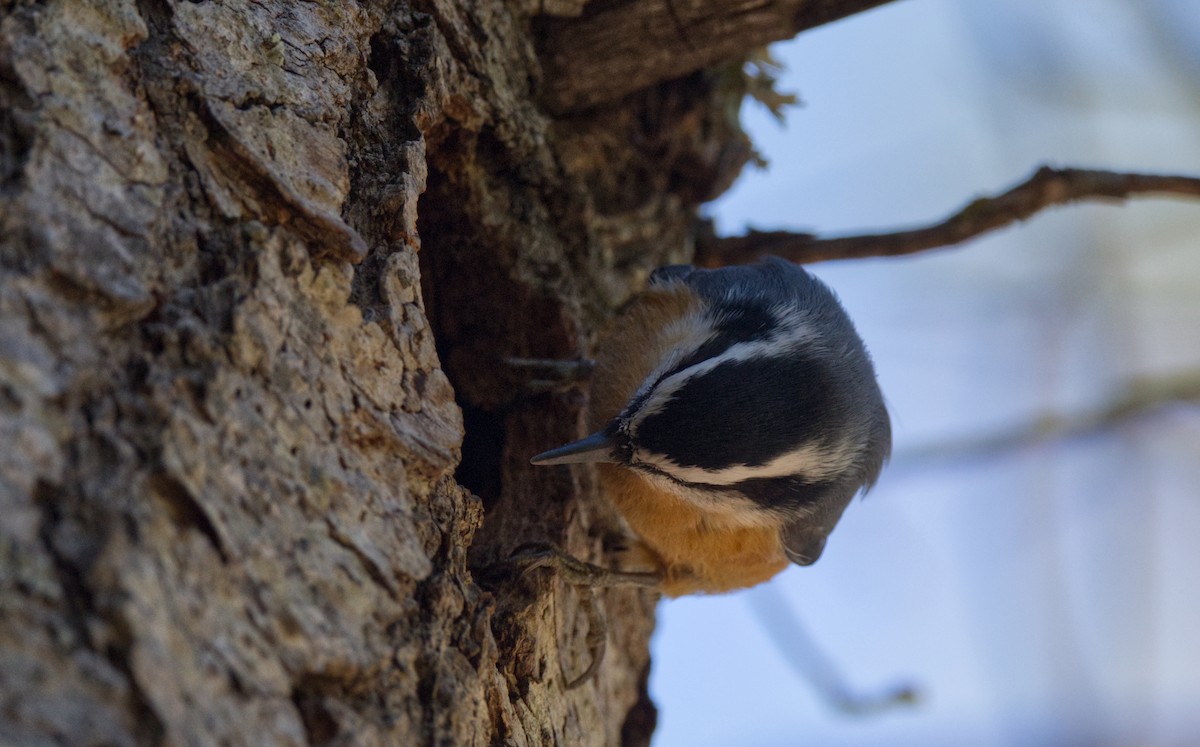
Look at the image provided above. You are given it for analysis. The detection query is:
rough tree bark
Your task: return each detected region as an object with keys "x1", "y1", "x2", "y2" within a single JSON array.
[{"x1": 0, "y1": 1, "x2": 890, "y2": 745}]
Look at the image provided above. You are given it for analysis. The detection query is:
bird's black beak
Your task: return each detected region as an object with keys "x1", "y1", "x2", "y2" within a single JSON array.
[{"x1": 530, "y1": 431, "x2": 617, "y2": 465}]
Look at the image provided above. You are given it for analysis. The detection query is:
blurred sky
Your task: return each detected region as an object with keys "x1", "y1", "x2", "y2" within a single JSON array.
[{"x1": 650, "y1": 1, "x2": 1200, "y2": 745}]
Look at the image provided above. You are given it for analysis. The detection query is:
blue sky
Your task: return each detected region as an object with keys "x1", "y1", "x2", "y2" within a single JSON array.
[{"x1": 651, "y1": 2, "x2": 1200, "y2": 745}]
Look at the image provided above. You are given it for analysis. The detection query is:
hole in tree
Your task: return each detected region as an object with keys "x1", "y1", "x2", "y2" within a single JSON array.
[{"x1": 417, "y1": 162, "x2": 510, "y2": 509}]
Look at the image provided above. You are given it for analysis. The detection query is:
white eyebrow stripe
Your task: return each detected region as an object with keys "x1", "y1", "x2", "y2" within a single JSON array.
[
  {"x1": 621, "y1": 305, "x2": 717, "y2": 414},
  {"x1": 633, "y1": 437, "x2": 860, "y2": 486},
  {"x1": 627, "y1": 313, "x2": 820, "y2": 436}
]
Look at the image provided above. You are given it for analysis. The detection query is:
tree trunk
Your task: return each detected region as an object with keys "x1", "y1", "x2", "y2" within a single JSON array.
[{"x1": 0, "y1": 1, "x2": 885, "y2": 744}]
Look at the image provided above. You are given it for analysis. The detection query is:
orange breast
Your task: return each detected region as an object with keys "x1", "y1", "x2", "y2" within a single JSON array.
[{"x1": 588, "y1": 284, "x2": 789, "y2": 596}]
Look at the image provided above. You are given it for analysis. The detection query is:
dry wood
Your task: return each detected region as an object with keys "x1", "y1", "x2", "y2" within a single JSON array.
[
  {"x1": 695, "y1": 166, "x2": 1200, "y2": 266},
  {"x1": 2, "y1": 0, "x2": 892, "y2": 744},
  {"x1": 539, "y1": 0, "x2": 896, "y2": 112}
]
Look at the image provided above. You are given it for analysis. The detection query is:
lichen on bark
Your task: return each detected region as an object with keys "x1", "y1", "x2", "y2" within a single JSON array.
[{"x1": 0, "y1": 0, "x2": 885, "y2": 744}]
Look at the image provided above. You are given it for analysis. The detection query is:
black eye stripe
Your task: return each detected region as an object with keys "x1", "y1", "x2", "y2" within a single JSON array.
[
  {"x1": 634, "y1": 353, "x2": 845, "y2": 471},
  {"x1": 629, "y1": 463, "x2": 832, "y2": 512},
  {"x1": 732, "y1": 475, "x2": 832, "y2": 511}
]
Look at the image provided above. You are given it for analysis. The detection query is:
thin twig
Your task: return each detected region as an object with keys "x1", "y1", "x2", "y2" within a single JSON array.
[
  {"x1": 747, "y1": 582, "x2": 919, "y2": 715},
  {"x1": 887, "y1": 372, "x2": 1200, "y2": 476},
  {"x1": 695, "y1": 166, "x2": 1200, "y2": 267}
]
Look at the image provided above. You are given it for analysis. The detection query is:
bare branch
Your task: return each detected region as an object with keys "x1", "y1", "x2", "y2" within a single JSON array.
[
  {"x1": 748, "y1": 583, "x2": 919, "y2": 715},
  {"x1": 539, "y1": 0, "x2": 899, "y2": 113},
  {"x1": 695, "y1": 166, "x2": 1200, "y2": 267},
  {"x1": 887, "y1": 372, "x2": 1200, "y2": 476}
]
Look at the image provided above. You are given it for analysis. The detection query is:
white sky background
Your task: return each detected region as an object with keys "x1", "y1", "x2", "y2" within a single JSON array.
[{"x1": 650, "y1": 1, "x2": 1200, "y2": 746}]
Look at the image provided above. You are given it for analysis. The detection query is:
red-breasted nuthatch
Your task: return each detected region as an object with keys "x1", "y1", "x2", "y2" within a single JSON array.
[{"x1": 532, "y1": 257, "x2": 890, "y2": 596}]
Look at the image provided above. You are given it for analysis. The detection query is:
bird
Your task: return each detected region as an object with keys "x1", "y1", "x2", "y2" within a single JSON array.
[{"x1": 530, "y1": 257, "x2": 891, "y2": 597}]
